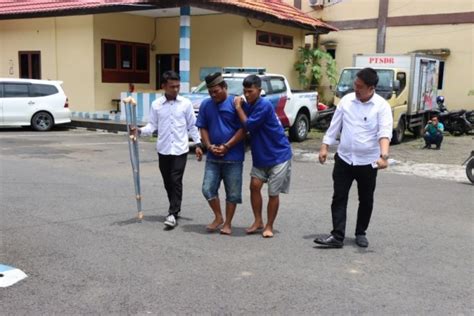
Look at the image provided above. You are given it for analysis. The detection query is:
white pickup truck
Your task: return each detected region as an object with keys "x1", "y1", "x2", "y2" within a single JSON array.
[{"x1": 185, "y1": 67, "x2": 319, "y2": 142}]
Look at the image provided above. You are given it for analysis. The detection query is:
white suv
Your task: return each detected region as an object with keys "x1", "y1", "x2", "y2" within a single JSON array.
[{"x1": 0, "y1": 78, "x2": 71, "y2": 131}]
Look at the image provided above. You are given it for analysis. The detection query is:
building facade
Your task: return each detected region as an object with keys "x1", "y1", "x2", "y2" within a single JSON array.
[
  {"x1": 288, "y1": 0, "x2": 474, "y2": 109},
  {"x1": 1, "y1": 2, "x2": 332, "y2": 115}
]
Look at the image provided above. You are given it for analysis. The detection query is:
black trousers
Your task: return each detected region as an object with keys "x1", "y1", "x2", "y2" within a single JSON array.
[
  {"x1": 158, "y1": 153, "x2": 188, "y2": 216},
  {"x1": 330, "y1": 154, "x2": 378, "y2": 241}
]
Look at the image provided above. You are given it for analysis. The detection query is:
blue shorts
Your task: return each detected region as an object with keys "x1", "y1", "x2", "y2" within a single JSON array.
[{"x1": 202, "y1": 160, "x2": 243, "y2": 204}]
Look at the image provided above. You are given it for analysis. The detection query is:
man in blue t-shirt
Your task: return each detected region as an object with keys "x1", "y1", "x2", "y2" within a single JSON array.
[
  {"x1": 234, "y1": 74, "x2": 292, "y2": 238},
  {"x1": 196, "y1": 72, "x2": 246, "y2": 235}
]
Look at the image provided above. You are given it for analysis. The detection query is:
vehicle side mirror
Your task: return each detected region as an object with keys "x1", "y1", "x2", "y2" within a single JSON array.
[
  {"x1": 393, "y1": 80, "x2": 400, "y2": 92},
  {"x1": 261, "y1": 89, "x2": 266, "y2": 96}
]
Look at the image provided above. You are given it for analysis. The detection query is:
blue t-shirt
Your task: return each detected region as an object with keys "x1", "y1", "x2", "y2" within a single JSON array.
[
  {"x1": 243, "y1": 97, "x2": 292, "y2": 168},
  {"x1": 196, "y1": 95, "x2": 245, "y2": 162}
]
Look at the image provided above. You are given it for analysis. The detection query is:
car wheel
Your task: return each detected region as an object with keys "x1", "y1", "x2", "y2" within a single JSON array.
[
  {"x1": 289, "y1": 112, "x2": 309, "y2": 142},
  {"x1": 31, "y1": 112, "x2": 54, "y2": 131},
  {"x1": 391, "y1": 119, "x2": 405, "y2": 144}
]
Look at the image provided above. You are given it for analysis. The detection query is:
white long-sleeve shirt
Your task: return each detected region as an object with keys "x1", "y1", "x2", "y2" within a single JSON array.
[
  {"x1": 140, "y1": 95, "x2": 201, "y2": 155},
  {"x1": 323, "y1": 92, "x2": 393, "y2": 165}
]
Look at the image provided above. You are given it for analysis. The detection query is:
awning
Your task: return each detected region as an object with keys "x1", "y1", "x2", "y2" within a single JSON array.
[{"x1": 0, "y1": 0, "x2": 336, "y2": 33}]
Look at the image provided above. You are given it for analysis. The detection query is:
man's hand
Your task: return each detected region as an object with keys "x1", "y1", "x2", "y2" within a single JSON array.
[
  {"x1": 234, "y1": 96, "x2": 244, "y2": 109},
  {"x1": 129, "y1": 127, "x2": 140, "y2": 140},
  {"x1": 195, "y1": 147, "x2": 203, "y2": 161},
  {"x1": 375, "y1": 157, "x2": 388, "y2": 169},
  {"x1": 208, "y1": 144, "x2": 224, "y2": 157},
  {"x1": 213, "y1": 144, "x2": 229, "y2": 157},
  {"x1": 319, "y1": 144, "x2": 328, "y2": 164}
]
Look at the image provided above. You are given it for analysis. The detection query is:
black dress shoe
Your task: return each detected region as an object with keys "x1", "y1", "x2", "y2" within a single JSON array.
[
  {"x1": 355, "y1": 235, "x2": 369, "y2": 247},
  {"x1": 314, "y1": 235, "x2": 343, "y2": 248}
]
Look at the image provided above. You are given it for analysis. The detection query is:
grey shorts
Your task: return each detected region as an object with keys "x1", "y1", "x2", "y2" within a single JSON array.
[{"x1": 250, "y1": 159, "x2": 291, "y2": 196}]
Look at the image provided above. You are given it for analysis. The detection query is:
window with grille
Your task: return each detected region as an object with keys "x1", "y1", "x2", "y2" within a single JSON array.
[
  {"x1": 101, "y1": 39, "x2": 149, "y2": 83},
  {"x1": 256, "y1": 31, "x2": 293, "y2": 49}
]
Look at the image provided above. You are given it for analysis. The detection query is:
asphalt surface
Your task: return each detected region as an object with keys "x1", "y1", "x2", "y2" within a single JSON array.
[{"x1": 1, "y1": 128, "x2": 473, "y2": 314}]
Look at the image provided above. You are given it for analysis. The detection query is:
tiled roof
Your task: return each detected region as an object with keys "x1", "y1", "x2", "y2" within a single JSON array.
[
  {"x1": 0, "y1": 0, "x2": 148, "y2": 16},
  {"x1": 203, "y1": 0, "x2": 337, "y2": 32},
  {"x1": 0, "y1": 0, "x2": 336, "y2": 32}
]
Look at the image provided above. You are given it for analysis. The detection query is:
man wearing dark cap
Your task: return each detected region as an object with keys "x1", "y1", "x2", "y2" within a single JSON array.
[{"x1": 196, "y1": 72, "x2": 246, "y2": 235}]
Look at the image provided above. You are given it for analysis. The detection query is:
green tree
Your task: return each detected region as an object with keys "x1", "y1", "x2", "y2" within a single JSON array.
[{"x1": 294, "y1": 47, "x2": 337, "y2": 91}]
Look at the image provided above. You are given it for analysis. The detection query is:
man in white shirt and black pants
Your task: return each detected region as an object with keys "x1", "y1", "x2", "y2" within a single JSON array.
[
  {"x1": 135, "y1": 71, "x2": 203, "y2": 228},
  {"x1": 315, "y1": 68, "x2": 393, "y2": 248}
]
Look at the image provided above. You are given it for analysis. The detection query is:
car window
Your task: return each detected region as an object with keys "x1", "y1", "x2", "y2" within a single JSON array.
[
  {"x1": 269, "y1": 77, "x2": 287, "y2": 94},
  {"x1": 3, "y1": 83, "x2": 29, "y2": 98},
  {"x1": 30, "y1": 84, "x2": 58, "y2": 97},
  {"x1": 0, "y1": 84, "x2": 3, "y2": 98},
  {"x1": 261, "y1": 79, "x2": 271, "y2": 94}
]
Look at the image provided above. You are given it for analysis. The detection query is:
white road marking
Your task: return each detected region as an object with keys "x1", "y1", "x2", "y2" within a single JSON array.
[{"x1": 0, "y1": 264, "x2": 27, "y2": 287}]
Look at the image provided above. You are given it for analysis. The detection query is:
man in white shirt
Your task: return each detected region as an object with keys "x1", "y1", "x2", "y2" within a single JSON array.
[
  {"x1": 135, "y1": 71, "x2": 203, "y2": 228},
  {"x1": 315, "y1": 68, "x2": 393, "y2": 248}
]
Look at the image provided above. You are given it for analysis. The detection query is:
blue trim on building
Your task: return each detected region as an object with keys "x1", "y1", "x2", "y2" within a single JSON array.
[{"x1": 179, "y1": 48, "x2": 190, "y2": 60}]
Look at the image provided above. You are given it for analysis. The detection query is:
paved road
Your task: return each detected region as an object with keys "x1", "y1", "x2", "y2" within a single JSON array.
[{"x1": 1, "y1": 129, "x2": 473, "y2": 314}]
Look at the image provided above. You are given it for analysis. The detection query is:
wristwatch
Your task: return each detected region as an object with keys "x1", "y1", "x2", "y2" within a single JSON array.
[{"x1": 380, "y1": 154, "x2": 389, "y2": 161}]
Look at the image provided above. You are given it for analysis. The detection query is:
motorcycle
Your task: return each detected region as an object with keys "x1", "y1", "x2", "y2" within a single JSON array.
[
  {"x1": 462, "y1": 150, "x2": 474, "y2": 184},
  {"x1": 435, "y1": 96, "x2": 472, "y2": 136},
  {"x1": 465, "y1": 110, "x2": 474, "y2": 126}
]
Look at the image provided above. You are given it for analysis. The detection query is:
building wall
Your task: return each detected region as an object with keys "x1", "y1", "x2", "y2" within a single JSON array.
[
  {"x1": 92, "y1": 13, "x2": 155, "y2": 111},
  {"x1": 385, "y1": 24, "x2": 474, "y2": 106},
  {"x1": 242, "y1": 19, "x2": 305, "y2": 88},
  {"x1": 155, "y1": 17, "x2": 179, "y2": 54},
  {"x1": 189, "y1": 14, "x2": 244, "y2": 86},
  {"x1": 0, "y1": 10, "x2": 321, "y2": 113},
  {"x1": 386, "y1": 0, "x2": 472, "y2": 16},
  {"x1": 300, "y1": 0, "x2": 474, "y2": 20},
  {"x1": 0, "y1": 16, "x2": 95, "y2": 112},
  {"x1": 55, "y1": 16, "x2": 95, "y2": 112},
  {"x1": 155, "y1": 14, "x2": 304, "y2": 88},
  {"x1": 0, "y1": 18, "x2": 58, "y2": 79}
]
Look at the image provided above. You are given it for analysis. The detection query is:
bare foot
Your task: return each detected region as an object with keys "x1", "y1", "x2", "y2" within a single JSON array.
[
  {"x1": 246, "y1": 222, "x2": 264, "y2": 234},
  {"x1": 220, "y1": 225, "x2": 232, "y2": 235},
  {"x1": 262, "y1": 227, "x2": 274, "y2": 238},
  {"x1": 206, "y1": 218, "x2": 223, "y2": 232}
]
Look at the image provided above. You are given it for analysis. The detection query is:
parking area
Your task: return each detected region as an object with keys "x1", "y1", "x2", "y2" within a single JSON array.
[{"x1": 1, "y1": 128, "x2": 472, "y2": 314}]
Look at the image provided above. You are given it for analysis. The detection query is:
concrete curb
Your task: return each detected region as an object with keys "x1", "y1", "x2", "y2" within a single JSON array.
[{"x1": 66, "y1": 119, "x2": 142, "y2": 133}]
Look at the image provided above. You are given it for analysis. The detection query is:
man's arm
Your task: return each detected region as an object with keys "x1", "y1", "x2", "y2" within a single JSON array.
[
  {"x1": 185, "y1": 100, "x2": 201, "y2": 144},
  {"x1": 375, "y1": 137, "x2": 390, "y2": 169},
  {"x1": 234, "y1": 96, "x2": 269, "y2": 132},
  {"x1": 437, "y1": 123, "x2": 444, "y2": 132},
  {"x1": 374, "y1": 102, "x2": 393, "y2": 169},
  {"x1": 215, "y1": 128, "x2": 246, "y2": 156},
  {"x1": 234, "y1": 96, "x2": 248, "y2": 124},
  {"x1": 319, "y1": 105, "x2": 343, "y2": 164},
  {"x1": 200, "y1": 128, "x2": 220, "y2": 156}
]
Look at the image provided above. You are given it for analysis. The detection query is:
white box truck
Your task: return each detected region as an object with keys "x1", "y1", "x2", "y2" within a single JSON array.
[{"x1": 334, "y1": 53, "x2": 443, "y2": 143}]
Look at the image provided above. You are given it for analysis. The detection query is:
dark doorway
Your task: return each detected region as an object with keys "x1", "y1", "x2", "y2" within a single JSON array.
[
  {"x1": 19, "y1": 51, "x2": 41, "y2": 79},
  {"x1": 156, "y1": 54, "x2": 179, "y2": 89}
]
